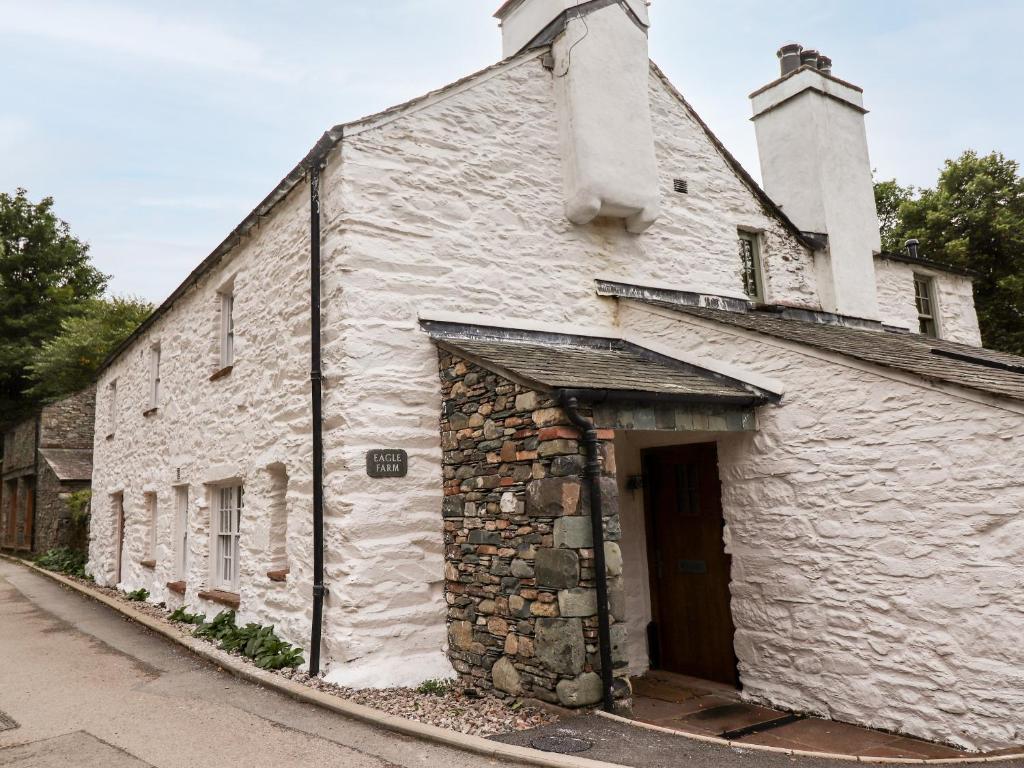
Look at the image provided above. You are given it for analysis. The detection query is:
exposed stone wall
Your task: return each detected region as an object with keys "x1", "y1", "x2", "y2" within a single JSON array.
[
  {"x1": 39, "y1": 386, "x2": 96, "y2": 450},
  {"x1": 621, "y1": 300, "x2": 1024, "y2": 750},
  {"x1": 3, "y1": 418, "x2": 36, "y2": 475},
  {"x1": 33, "y1": 464, "x2": 87, "y2": 553},
  {"x1": 438, "y1": 351, "x2": 626, "y2": 706},
  {"x1": 875, "y1": 259, "x2": 982, "y2": 346}
]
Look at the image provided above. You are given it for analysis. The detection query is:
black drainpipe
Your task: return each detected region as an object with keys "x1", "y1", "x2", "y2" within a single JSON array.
[
  {"x1": 559, "y1": 392, "x2": 615, "y2": 713},
  {"x1": 308, "y1": 160, "x2": 327, "y2": 676}
]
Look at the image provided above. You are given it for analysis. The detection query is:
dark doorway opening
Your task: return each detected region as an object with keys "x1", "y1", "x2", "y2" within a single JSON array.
[{"x1": 643, "y1": 443, "x2": 738, "y2": 687}]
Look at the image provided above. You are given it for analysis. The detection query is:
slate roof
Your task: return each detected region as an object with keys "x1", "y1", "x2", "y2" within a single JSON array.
[
  {"x1": 40, "y1": 449, "x2": 93, "y2": 482},
  {"x1": 638, "y1": 299, "x2": 1024, "y2": 403},
  {"x1": 426, "y1": 324, "x2": 775, "y2": 405}
]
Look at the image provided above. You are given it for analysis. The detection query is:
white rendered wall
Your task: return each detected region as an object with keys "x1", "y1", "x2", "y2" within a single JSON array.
[
  {"x1": 753, "y1": 71, "x2": 881, "y2": 320},
  {"x1": 875, "y1": 259, "x2": 982, "y2": 346},
  {"x1": 315, "y1": 52, "x2": 817, "y2": 686},
  {"x1": 620, "y1": 300, "x2": 1024, "y2": 751},
  {"x1": 88, "y1": 182, "x2": 315, "y2": 654}
]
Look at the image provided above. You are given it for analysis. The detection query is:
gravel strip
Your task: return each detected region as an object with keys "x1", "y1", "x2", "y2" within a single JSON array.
[{"x1": 44, "y1": 568, "x2": 561, "y2": 738}]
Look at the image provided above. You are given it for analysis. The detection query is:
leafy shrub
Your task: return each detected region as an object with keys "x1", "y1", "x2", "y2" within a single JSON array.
[
  {"x1": 35, "y1": 548, "x2": 88, "y2": 578},
  {"x1": 126, "y1": 588, "x2": 149, "y2": 602},
  {"x1": 64, "y1": 490, "x2": 92, "y2": 528},
  {"x1": 194, "y1": 610, "x2": 304, "y2": 670},
  {"x1": 169, "y1": 606, "x2": 205, "y2": 625},
  {"x1": 417, "y1": 678, "x2": 452, "y2": 696}
]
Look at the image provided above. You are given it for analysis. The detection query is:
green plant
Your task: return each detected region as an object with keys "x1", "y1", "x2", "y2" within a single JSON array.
[
  {"x1": 35, "y1": 547, "x2": 88, "y2": 578},
  {"x1": 169, "y1": 606, "x2": 204, "y2": 625},
  {"x1": 416, "y1": 678, "x2": 451, "y2": 696},
  {"x1": 193, "y1": 611, "x2": 304, "y2": 670},
  {"x1": 125, "y1": 588, "x2": 149, "y2": 602},
  {"x1": 64, "y1": 489, "x2": 92, "y2": 528}
]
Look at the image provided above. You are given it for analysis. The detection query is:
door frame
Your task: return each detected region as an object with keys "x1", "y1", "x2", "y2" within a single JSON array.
[
  {"x1": 641, "y1": 442, "x2": 739, "y2": 686},
  {"x1": 114, "y1": 493, "x2": 126, "y2": 584}
]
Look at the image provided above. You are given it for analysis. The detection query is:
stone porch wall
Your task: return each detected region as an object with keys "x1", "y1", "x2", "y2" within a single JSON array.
[
  {"x1": 438, "y1": 350, "x2": 627, "y2": 706},
  {"x1": 39, "y1": 386, "x2": 96, "y2": 450}
]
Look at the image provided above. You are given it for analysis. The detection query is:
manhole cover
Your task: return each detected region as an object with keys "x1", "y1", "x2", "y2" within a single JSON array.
[
  {"x1": 530, "y1": 735, "x2": 593, "y2": 754},
  {"x1": 0, "y1": 710, "x2": 18, "y2": 732}
]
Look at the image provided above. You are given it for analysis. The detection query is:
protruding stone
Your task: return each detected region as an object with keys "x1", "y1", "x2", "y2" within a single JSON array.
[
  {"x1": 536, "y1": 618, "x2": 585, "y2": 675},
  {"x1": 515, "y1": 392, "x2": 540, "y2": 411},
  {"x1": 500, "y1": 492, "x2": 518, "y2": 515},
  {"x1": 604, "y1": 542, "x2": 623, "y2": 576},
  {"x1": 442, "y1": 497, "x2": 465, "y2": 518},
  {"x1": 535, "y1": 548, "x2": 579, "y2": 589},
  {"x1": 526, "y1": 477, "x2": 581, "y2": 517},
  {"x1": 510, "y1": 559, "x2": 534, "y2": 578},
  {"x1": 492, "y1": 656, "x2": 522, "y2": 695},
  {"x1": 554, "y1": 516, "x2": 593, "y2": 549},
  {"x1": 449, "y1": 620, "x2": 474, "y2": 650},
  {"x1": 556, "y1": 672, "x2": 603, "y2": 707},
  {"x1": 558, "y1": 588, "x2": 597, "y2": 617}
]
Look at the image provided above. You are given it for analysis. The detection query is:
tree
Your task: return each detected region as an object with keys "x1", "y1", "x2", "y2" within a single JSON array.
[
  {"x1": 873, "y1": 176, "x2": 915, "y2": 253},
  {"x1": 25, "y1": 297, "x2": 153, "y2": 402},
  {"x1": 0, "y1": 189, "x2": 108, "y2": 421},
  {"x1": 875, "y1": 151, "x2": 1024, "y2": 355}
]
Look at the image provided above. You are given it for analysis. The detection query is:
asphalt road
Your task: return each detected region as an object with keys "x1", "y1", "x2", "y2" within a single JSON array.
[{"x1": 0, "y1": 559, "x2": 497, "y2": 768}]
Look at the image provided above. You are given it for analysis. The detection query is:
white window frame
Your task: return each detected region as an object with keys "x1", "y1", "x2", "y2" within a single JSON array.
[
  {"x1": 914, "y1": 273, "x2": 940, "y2": 338},
  {"x1": 149, "y1": 343, "x2": 162, "y2": 409},
  {"x1": 108, "y1": 380, "x2": 118, "y2": 435},
  {"x1": 738, "y1": 230, "x2": 766, "y2": 302},
  {"x1": 214, "y1": 484, "x2": 243, "y2": 593},
  {"x1": 220, "y1": 291, "x2": 235, "y2": 368},
  {"x1": 174, "y1": 486, "x2": 189, "y2": 580}
]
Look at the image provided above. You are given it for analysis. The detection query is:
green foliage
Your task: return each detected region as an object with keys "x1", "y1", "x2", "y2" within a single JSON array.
[
  {"x1": 0, "y1": 188, "x2": 107, "y2": 421},
  {"x1": 169, "y1": 606, "x2": 205, "y2": 625},
  {"x1": 126, "y1": 588, "x2": 150, "y2": 602},
  {"x1": 875, "y1": 151, "x2": 1024, "y2": 355},
  {"x1": 194, "y1": 610, "x2": 304, "y2": 670},
  {"x1": 25, "y1": 296, "x2": 153, "y2": 401},
  {"x1": 873, "y1": 175, "x2": 916, "y2": 253},
  {"x1": 64, "y1": 489, "x2": 92, "y2": 528},
  {"x1": 35, "y1": 547, "x2": 88, "y2": 579},
  {"x1": 416, "y1": 678, "x2": 451, "y2": 696}
]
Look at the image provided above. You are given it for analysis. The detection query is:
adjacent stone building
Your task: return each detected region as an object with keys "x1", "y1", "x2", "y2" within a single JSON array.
[
  {"x1": 87, "y1": 0, "x2": 1024, "y2": 752},
  {"x1": 1, "y1": 386, "x2": 95, "y2": 554}
]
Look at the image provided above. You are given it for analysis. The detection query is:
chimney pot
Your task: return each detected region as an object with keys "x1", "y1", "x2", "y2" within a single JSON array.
[
  {"x1": 905, "y1": 239, "x2": 921, "y2": 259},
  {"x1": 778, "y1": 43, "x2": 804, "y2": 76},
  {"x1": 817, "y1": 55, "x2": 833, "y2": 75},
  {"x1": 800, "y1": 49, "x2": 821, "y2": 70}
]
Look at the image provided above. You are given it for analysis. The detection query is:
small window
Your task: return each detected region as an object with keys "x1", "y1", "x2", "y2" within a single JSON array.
[
  {"x1": 215, "y1": 485, "x2": 243, "y2": 592},
  {"x1": 914, "y1": 274, "x2": 939, "y2": 337},
  {"x1": 174, "y1": 486, "x2": 189, "y2": 580},
  {"x1": 220, "y1": 291, "x2": 235, "y2": 367},
  {"x1": 149, "y1": 344, "x2": 162, "y2": 409},
  {"x1": 738, "y1": 232, "x2": 764, "y2": 301},
  {"x1": 108, "y1": 380, "x2": 118, "y2": 435}
]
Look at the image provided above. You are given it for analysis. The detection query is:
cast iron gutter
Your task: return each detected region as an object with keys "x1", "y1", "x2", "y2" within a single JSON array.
[
  {"x1": 558, "y1": 392, "x2": 615, "y2": 713},
  {"x1": 308, "y1": 157, "x2": 327, "y2": 676}
]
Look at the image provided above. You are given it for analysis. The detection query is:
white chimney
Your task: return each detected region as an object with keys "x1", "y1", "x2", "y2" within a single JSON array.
[
  {"x1": 751, "y1": 46, "x2": 881, "y2": 320},
  {"x1": 495, "y1": 0, "x2": 661, "y2": 234}
]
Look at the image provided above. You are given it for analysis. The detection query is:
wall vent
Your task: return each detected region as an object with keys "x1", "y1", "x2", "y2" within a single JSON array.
[
  {"x1": 176, "y1": 467, "x2": 182, "y2": 482},
  {"x1": 673, "y1": 178, "x2": 689, "y2": 194}
]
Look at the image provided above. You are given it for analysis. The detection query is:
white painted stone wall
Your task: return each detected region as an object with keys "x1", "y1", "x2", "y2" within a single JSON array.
[
  {"x1": 315, "y1": 51, "x2": 818, "y2": 686},
  {"x1": 620, "y1": 300, "x2": 1024, "y2": 750},
  {"x1": 88, "y1": 182, "x2": 316, "y2": 652},
  {"x1": 875, "y1": 258, "x2": 982, "y2": 346}
]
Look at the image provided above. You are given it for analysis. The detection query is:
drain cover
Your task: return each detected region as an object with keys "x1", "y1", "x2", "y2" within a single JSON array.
[
  {"x1": 0, "y1": 710, "x2": 18, "y2": 732},
  {"x1": 530, "y1": 735, "x2": 593, "y2": 754}
]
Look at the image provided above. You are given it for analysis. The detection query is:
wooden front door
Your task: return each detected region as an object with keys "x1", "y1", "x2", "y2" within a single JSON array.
[
  {"x1": 22, "y1": 485, "x2": 34, "y2": 552},
  {"x1": 115, "y1": 495, "x2": 126, "y2": 584},
  {"x1": 644, "y1": 443, "x2": 738, "y2": 686}
]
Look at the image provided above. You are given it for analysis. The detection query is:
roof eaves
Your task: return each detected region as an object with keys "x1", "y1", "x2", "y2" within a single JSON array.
[{"x1": 876, "y1": 251, "x2": 978, "y2": 279}]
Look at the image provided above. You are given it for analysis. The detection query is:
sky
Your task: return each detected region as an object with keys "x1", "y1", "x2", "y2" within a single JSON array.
[{"x1": 1, "y1": 0, "x2": 1021, "y2": 303}]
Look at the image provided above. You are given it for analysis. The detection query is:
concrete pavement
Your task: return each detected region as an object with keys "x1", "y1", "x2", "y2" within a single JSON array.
[{"x1": 0, "y1": 559, "x2": 497, "y2": 768}]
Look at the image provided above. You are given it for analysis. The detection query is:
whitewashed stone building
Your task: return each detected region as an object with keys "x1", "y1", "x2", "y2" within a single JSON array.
[{"x1": 88, "y1": 0, "x2": 1023, "y2": 751}]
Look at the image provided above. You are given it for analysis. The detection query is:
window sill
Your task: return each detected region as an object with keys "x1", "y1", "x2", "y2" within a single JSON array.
[
  {"x1": 267, "y1": 568, "x2": 289, "y2": 583},
  {"x1": 166, "y1": 580, "x2": 186, "y2": 594},
  {"x1": 197, "y1": 589, "x2": 240, "y2": 609},
  {"x1": 139, "y1": 559, "x2": 156, "y2": 569},
  {"x1": 209, "y1": 365, "x2": 234, "y2": 382},
  {"x1": 142, "y1": 407, "x2": 158, "y2": 418}
]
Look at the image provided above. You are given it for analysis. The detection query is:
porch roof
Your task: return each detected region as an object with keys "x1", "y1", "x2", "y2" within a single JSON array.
[
  {"x1": 40, "y1": 449, "x2": 93, "y2": 482},
  {"x1": 630, "y1": 297, "x2": 1024, "y2": 403},
  {"x1": 423, "y1": 321, "x2": 776, "y2": 406}
]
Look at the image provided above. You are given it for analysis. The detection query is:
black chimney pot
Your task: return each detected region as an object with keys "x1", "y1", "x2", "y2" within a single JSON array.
[
  {"x1": 777, "y1": 43, "x2": 803, "y2": 76},
  {"x1": 906, "y1": 239, "x2": 921, "y2": 260}
]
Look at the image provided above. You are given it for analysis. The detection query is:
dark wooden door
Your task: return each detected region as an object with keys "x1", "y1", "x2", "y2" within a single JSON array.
[
  {"x1": 644, "y1": 443, "x2": 738, "y2": 686},
  {"x1": 23, "y1": 486, "x2": 34, "y2": 552}
]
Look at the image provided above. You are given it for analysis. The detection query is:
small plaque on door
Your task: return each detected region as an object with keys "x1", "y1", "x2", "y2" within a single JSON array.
[
  {"x1": 677, "y1": 559, "x2": 707, "y2": 575},
  {"x1": 366, "y1": 449, "x2": 408, "y2": 478}
]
